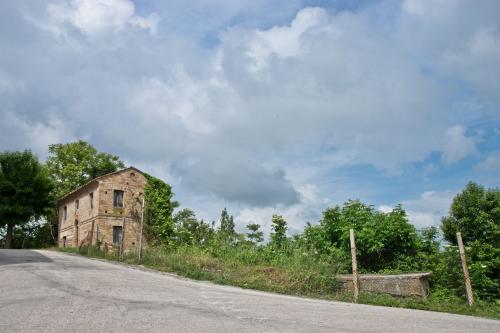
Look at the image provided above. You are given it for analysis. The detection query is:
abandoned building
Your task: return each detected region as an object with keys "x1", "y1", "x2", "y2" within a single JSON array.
[{"x1": 58, "y1": 167, "x2": 147, "y2": 253}]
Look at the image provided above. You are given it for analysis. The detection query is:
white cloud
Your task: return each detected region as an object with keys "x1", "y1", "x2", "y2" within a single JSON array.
[
  {"x1": 380, "y1": 190, "x2": 457, "y2": 229},
  {"x1": 1, "y1": 1, "x2": 499, "y2": 222},
  {"x1": 47, "y1": 0, "x2": 159, "y2": 36},
  {"x1": 441, "y1": 125, "x2": 478, "y2": 165},
  {"x1": 475, "y1": 151, "x2": 500, "y2": 173}
]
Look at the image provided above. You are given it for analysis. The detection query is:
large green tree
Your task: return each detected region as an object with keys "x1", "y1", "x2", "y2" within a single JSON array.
[
  {"x1": 44, "y1": 141, "x2": 125, "y2": 244},
  {"x1": 0, "y1": 150, "x2": 53, "y2": 248},
  {"x1": 307, "y1": 200, "x2": 418, "y2": 271},
  {"x1": 46, "y1": 140, "x2": 125, "y2": 199},
  {"x1": 441, "y1": 182, "x2": 499, "y2": 246}
]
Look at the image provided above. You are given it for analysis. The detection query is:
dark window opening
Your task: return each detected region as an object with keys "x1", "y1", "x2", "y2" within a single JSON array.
[
  {"x1": 89, "y1": 192, "x2": 94, "y2": 209},
  {"x1": 63, "y1": 206, "x2": 67, "y2": 220},
  {"x1": 75, "y1": 199, "x2": 79, "y2": 210},
  {"x1": 113, "y1": 190, "x2": 124, "y2": 207},
  {"x1": 113, "y1": 226, "x2": 123, "y2": 244}
]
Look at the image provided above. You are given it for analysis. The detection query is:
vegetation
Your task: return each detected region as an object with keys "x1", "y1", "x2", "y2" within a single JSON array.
[
  {"x1": 46, "y1": 140, "x2": 125, "y2": 199},
  {"x1": 0, "y1": 150, "x2": 53, "y2": 248},
  {"x1": 143, "y1": 173, "x2": 179, "y2": 244},
  {"x1": 59, "y1": 183, "x2": 499, "y2": 318},
  {"x1": 1, "y1": 143, "x2": 498, "y2": 318}
]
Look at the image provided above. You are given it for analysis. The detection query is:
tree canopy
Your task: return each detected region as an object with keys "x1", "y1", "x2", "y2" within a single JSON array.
[
  {"x1": 46, "y1": 140, "x2": 124, "y2": 199},
  {"x1": 0, "y1": 150, "x2": 53, "y2": 248},
  {"x1": 441, "y1": 182, "x2": 499, "y2": 246}
]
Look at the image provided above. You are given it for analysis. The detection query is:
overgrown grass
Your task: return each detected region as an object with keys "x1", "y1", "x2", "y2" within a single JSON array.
[{"x1": 54, "y1": 245, "x2": 500, "y2": 319}]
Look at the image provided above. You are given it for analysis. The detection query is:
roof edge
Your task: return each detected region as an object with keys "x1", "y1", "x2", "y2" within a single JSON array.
[{"x1": 57, "y1": 166, "x2": 145, "y2": 203}]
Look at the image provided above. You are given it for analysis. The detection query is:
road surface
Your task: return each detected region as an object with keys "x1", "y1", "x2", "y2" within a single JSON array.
[{"x1": 0, "y1": 249, "x2": 498, "y2": 332}]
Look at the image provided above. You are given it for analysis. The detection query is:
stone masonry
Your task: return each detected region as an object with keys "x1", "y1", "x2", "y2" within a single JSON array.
[
  {"x1": 336, "y1": 272, "x2": 432, "y2": 298},
  {"x1": 58, "y1": 167, "x2": 147, "y2": 253}
]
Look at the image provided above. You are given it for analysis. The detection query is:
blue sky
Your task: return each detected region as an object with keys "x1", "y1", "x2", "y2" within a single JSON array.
[{"x1": 0, "y1": 0, "x2": 499, "y2": 234}]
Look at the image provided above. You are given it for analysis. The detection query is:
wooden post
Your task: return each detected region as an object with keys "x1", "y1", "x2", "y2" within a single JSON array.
[
  {"x1": 350, "y1": 228, "x2": 359, "y2": 302},
  {"x1": 456, "y1": 232, "x2": 474, "y2": 306},
  {"x1": 138, "y1": 197, "x2": 145, "y2": 263},
  {"x1": 120, "y1": 216, "x2": 126, "y2": 258}
]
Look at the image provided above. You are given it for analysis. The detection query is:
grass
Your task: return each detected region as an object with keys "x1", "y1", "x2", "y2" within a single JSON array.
[{"x1": 54, "y1": 245, "x2": 500, "y2": 319}]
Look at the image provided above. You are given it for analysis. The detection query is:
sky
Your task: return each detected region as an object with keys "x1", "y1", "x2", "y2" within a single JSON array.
[{"x1": 1, "y1": 0, "x2": 499, "y2": 236}]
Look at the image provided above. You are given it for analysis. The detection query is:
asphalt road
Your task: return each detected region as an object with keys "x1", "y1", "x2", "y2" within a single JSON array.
[{"x1": 0, "y1": 250, "x2": 498, "y2": 332}]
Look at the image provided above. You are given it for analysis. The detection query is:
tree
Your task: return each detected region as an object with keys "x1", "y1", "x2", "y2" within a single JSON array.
[
  {"x1": 317, "y1": 200, "x2": 419, "y2": 271},
  {"x1": 270, "y1": 214, "x2": 287, "y2": 249},
  {"x1": 44, "y1": 140, "x2": 125, "y2": 245},
  {"x1": 144, "y1": 174, "x2": 179, "y2": 244},
  {"x1": 46, "y1": 140, "x2": 125, "y2": 199},
  {"x1": 246, "y1": 223, "x2": 264, "y2": 244},
  {"x1": 219, "y1": 208, "x2": 235, "y2": 235},
  {"x1": 441, "y1": 182, "x2": 499, "y2": 246},
  {"x1": 174, "y1": 208, "x2": 213, "y2": 245},
  {"x1": 0, "y1": 150, "x2": 53, "y2": 248},
  {"x1": 440, "y1": 182, "x2": 500, "y2": 301}
]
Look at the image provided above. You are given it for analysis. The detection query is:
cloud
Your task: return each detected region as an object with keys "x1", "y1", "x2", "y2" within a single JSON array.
[
  {"x1": 380, "y1": 190, "x2": 457, "y2": 229},
  {"x1": 0, "y1": 1, "x2": 499, "y2": 221},
  {"x1": 441, "y1": 125, "x2": 478, "y2": 165},
  {"x1": 475, "y1": 151, "x2": 500, "y2": 173},
  {"x1": 47, "y1": 0, "x2": 159, "y2": 36},
  {"x1": 236, "y1": 183, "x2": 326, "y2": 237}
]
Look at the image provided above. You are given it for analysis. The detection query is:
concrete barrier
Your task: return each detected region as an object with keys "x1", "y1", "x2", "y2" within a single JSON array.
[{"x1": 336, "y1": 272, "x2": 432, "y2": 298}]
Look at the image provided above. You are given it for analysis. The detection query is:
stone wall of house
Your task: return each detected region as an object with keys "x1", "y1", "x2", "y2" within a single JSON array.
[
  {"x1": 58, "y1": 181, "x2": 99, "y2": 247},
  {"x1": 58, "y1": 168, "x2": 147, "y2": 252},
  {"x1": 336, "y1": 273, "x2": 432, "y2": 298}
]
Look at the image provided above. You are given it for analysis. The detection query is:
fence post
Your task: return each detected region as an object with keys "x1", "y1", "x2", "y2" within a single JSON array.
[
  {"x1": 138, "y1": 197, "x2": 145, "y2": 263},
  {"x1": 350, "y1": 228, "x2": 359, "y2": 302},
  {"x1": 456, "y1": 232, "x2": 474, "y2": 306}
]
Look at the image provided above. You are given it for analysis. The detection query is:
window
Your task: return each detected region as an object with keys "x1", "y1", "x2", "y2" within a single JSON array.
[
  {"x1": 113, "y1": 190, "x2": 124, "y2": 208},
  {"x1": 89, "y1": 192, "x2": 94, "y2": 209},
  {"x1": 63, "y1": 206, "x2": 67, "y2": 220},
  {"x1": 75, "y1": 199, "x2": 79, "y2": 210},
  {"x1": 113, "y1": 226, "x2": 123, "y2": 244}
]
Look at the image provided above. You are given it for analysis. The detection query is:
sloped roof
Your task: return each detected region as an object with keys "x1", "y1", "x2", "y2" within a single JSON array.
[{"x1": 57, "y1": 166, "x2": 144, "y2": 203}]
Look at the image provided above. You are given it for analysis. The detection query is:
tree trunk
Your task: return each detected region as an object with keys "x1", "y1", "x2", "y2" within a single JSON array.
[{"x1": 5, "y1": 223, "x2": 14, "y2": 249}]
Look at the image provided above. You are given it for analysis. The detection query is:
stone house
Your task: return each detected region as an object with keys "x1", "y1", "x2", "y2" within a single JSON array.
[{"x1": 58, "y1": 167, "x2": 147, "y2": 253}]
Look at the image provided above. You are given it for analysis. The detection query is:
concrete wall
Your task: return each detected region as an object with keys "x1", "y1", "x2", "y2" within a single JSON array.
[{"x1": 336, "y1": 273, "x2": 432, "y2": 298}]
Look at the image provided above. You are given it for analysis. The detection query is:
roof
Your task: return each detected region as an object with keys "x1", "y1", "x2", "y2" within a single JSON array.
[{"x1": 57, "y1": 166, "x2": 144, "y2": 203}]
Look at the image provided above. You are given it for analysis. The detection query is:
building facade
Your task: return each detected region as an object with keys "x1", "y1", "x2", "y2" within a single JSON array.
[{"x1": 58, "y1": 167, "x2": 147, "y2": 253}]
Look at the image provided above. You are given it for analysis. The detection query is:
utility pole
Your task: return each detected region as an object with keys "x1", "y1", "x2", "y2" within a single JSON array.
[
  {"x1": 138, "y1": 196, "x2": 145, "y2": 263},
  {"x1": 350, "y1": 228, "x2": 359, "y2": 302},
  {"x1": 456, "y1": 232, "x2": 474, "y2": 306}
]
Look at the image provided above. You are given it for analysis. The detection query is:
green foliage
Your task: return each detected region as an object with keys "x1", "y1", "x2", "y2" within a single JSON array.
[
  {"x1": 441, "y1": 182, "x2": 499, "y2": 246},
  {"x1": 439, "y1": 182, "x2": 499, "y2": 302},
  {"x1": 8, "y1": 221, "x2": 55, "y2": 249},
  {"x1": 173, "y1": 208, "x2": 214, "y2": 245},
  {"x1": 309, "y1": 200, "x2": 418, "y2": 271},
  {"x1": 46, "y1": 140, "x2": 125, "y2": 199},
  {"x1": 270, "y1": 214, "x2": 288, "y2": 249},
  {"x1": 143, "y1": 174, "x2": 179, "y2": 244},
  {"x1": 219, "y1": 208, "x2": 235, "y2": 235},
  {"x1": 42, "y1": 141, "x2": 125, "y2": 248},
  {"x1": 0, "y1": 150, "x2": 53, "y2": 248},
  {"x1": 246, "y1": 223, "x2": 264, "y2": 244}
]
